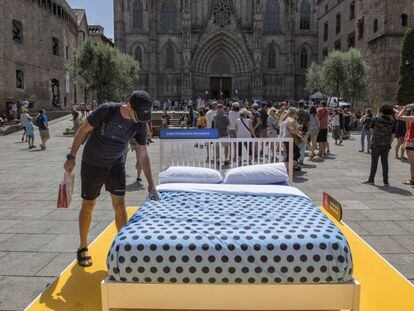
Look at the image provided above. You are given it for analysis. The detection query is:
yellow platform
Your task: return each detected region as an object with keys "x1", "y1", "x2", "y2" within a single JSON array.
[{"x1": 26, "y1": 207, "x2": 414, "y2": 311}]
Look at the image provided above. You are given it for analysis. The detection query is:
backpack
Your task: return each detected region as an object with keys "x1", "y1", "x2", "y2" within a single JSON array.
[
  {"x1": 34, "y1": 114, "x2": 43, "y2": 127},
  {"x1": 83, "y1": 104, "x2": 118, "y2": 145}
]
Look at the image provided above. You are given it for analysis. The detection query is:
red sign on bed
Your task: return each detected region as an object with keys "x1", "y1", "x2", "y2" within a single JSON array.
[{"x1": 323, "y1": 192, "x2": 343, "y2": 222}]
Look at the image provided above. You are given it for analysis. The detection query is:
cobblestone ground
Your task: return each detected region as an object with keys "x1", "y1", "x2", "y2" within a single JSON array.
[{"x1": 0, "y1": 116, "x2": 413, "y2": 310}]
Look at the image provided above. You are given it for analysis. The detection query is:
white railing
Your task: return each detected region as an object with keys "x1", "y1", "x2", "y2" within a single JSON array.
[{"x1": 160, "y1": 138, "x2": 294, "y2": 182}]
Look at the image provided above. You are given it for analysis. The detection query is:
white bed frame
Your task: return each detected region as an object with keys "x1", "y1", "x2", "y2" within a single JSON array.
[
  {"x1": 159, "y1": 137, "x2": 294, "y2": 181},
  {"x1": 101, "y1": 137, "x2": 361, "y2": 311}
]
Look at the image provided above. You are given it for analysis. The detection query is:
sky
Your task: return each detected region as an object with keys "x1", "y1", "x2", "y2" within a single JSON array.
[{"x1": 67, "y1": 0, "x2": 114, "y2": 40}]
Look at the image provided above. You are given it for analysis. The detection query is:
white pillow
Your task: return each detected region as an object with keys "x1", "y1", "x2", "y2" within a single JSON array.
[
  {"x1": 223, "y1": 163, "x2": 288, "y2": 185},
  {"x1": 159, "y1": 166, "x2": 223, "y2": 184}
]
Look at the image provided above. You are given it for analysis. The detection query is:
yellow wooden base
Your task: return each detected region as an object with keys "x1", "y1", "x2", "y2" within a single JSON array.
[{"x1": 26, "y1": 207, "x2": 414, "y2": 311}]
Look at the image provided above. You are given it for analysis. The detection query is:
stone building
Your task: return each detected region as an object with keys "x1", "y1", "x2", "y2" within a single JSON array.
[
  {"x1": 114, "y1": 0, "x2": 319, "y2": 102},
  {"x1": 0, "y1": 0, "x2": 92, "y2": 114},
  {"x1": 88, "y1": 25, "x2": 115, "y2": 47},
  {"x1": 317, "y1": 0, "x2": 414, "y2": 109}
]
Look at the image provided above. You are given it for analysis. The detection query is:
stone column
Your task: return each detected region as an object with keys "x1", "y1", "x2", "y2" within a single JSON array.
[
  {"x1": 252, "y1": 0, "x2": 263, "y2": 99},
  {"x1": 181, "y1": 0, "x2": 192, "y2": 101},
  {"x1": 286, "y1": 1, "x2": 295, "y2": 98},
  {"x1": 114, "y1": 0, "x2": 126, "y2": 52},
  {"x1": 148, "y1": 0, "x2": 158, "y2": 98}
]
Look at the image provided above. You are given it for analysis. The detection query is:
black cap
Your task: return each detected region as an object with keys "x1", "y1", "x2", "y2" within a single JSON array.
[{"x1": 129, "y1": 90, "x2": 152, "y2": 122}]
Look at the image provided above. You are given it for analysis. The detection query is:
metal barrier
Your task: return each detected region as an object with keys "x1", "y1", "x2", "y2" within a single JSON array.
[{"x1": 160, "y1": 138, "x2": 294, "y2": 182}]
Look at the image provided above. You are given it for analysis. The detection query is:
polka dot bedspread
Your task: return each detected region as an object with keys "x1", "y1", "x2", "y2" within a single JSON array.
[{"x1": 107, "y1": 191, "x2": 353, "y2": 284}]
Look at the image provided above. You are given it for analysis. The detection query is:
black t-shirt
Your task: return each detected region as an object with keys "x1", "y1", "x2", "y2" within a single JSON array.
[
  {"x1": 83, "y1": 104, "x2": 147, "y2": 167},
  {"x1": 363, "y1": 114, "x2": 373, "y2": 131},
  {"x1": 370, "y1": 116, "x2": 396, "y2": 148}
]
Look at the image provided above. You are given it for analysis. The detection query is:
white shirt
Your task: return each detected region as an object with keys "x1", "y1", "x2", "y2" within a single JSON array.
[
  {"x1": 236, "y1": 118, "x2": 252, "y2": 138},
  {"x1": 11, "y1": 104, "x2": 18, "y2": 112},
  {"x1": 228, "y1": 111, "x2": 240, "y2": 130},
  {"x1": 196, "y1": 99, "x2": 204, "y2": 110},
  {"x1": 206, "y1": 109, "x2": 217, "y2": 129},
  {"x1": 20, "y1": 113, "x2": 30, "y2": 127}
]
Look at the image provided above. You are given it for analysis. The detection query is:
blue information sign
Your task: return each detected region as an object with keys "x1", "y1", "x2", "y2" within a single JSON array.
[{"x1": 160, "y1": 129, "x2": 219, "y2": 140}]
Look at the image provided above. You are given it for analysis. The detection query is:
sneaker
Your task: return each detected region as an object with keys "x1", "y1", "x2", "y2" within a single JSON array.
[
  {"x1": 136, "y1": 178, "x2": 142, "y2": 183},
  {"x1": 361, "y1": 179, "x2": 374, "y2": 185},
  {"x1": 224, "y1": 160, "x2": 230, "y2": 166},
  {"x1": 359, "y1": 149, "x2": 364, "y2": 153},
  {"x1": 384, "y1": 181, "x2": 390, "y2": 187}
]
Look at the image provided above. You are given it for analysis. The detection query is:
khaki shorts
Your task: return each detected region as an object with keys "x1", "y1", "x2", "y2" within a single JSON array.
[{"x1": 39, "y1": 130, "x2": 50, "y2": 140}]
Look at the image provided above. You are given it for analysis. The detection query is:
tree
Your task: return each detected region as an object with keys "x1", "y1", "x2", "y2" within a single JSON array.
[
  {"x1": 397, "y1": 27, "x2": 414, "y2": 105},
  {"x1": 305, "y1": 49, "x2": 369, "y2": 106},
  {"x1": 305, "y1": 62, "x2": 324, "y2": 93},
  {"x1": 72, "y1": 40, "x2": 138, "y2": 103},
  {"x1": 344, "y1": 48, "x2": 369, "y2": 105},
  {"x1": 321, "y1": 50, "x2": 348, "y2": 99}
]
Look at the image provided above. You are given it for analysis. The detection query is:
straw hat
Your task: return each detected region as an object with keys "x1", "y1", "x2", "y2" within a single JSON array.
[{"x1": 268, "y1": 107, "x2": 277, "y2": 115}]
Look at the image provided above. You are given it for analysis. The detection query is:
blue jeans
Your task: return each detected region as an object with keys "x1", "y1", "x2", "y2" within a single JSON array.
[{"x1": 361, "y1": 129, "x2": 372, "y2": 151}]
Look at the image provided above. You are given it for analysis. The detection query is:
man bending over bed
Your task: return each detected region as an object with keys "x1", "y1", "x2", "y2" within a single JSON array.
[{"x1": 64, "y1": 90, "x2": 159, "y2": 267}]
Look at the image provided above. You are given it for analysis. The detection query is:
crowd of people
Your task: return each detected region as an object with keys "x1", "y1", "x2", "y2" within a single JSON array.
[{"x1": 157, "y1": 98, "x2": 414, "y2": 185}]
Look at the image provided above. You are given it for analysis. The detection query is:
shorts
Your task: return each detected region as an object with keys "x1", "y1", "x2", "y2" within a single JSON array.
[
  {"x1": 219, "y1": 136, "x2": 230, "y2": 147},
  {"x1": 228, "y1": 129, "x2": 237, "y2": 138},
  {"x1": 260, "y1": 128, "x2": 268, "y2": 138},
  {"x1": 39, "y1": 129, "x2": 50, "y2": 140},
  {"x1": 27, "y1": 134, "x2": 34, "y2": 139},
  {"x1": 317, "y1": 129, "x2": 328, "y2": 143},
  {"x1": 81, "y1": 161, "x2": 126, "y2": 200}
]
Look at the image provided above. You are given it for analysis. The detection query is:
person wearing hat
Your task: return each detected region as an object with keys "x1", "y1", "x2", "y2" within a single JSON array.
[{"x1": 64, "y1": 90, "x2": 159, "y2": 268}]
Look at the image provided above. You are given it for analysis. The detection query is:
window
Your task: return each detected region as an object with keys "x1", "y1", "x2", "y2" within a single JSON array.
[
  {"x1": 373, "y1": 19, "x2": 378, "y2": 33},
  {"x1": 325, "y1": 4, "x2": 328, "y2": 14},
  {"x1": 212, "y1": 0, "x2": 232, "y2": 28},
  {"x1": 132, "y1": 0, "x2": 144, "y2": 30},
  {"x1": 65, "y1": 45, "x2": 69, "y2": 60},
  {"x1": 135, "y1": 45, "x2": 143, "y2": 65},
  {"x1": 52, "y1": 37, "x2": 60, "y2": 56},
  {"x1": 334, "y1": 39, "x2": 341, "y2": 50},
  {"x1": 47, "y1": 0, "x2": 51, "y2": 11},
  {"x1": 349, "y1": 2, "x2": 355, "y2": 20},
  {"x1": 348, "y1": 31, "x2": 356, "y2": 48},
  {"x1": 165, "y1": 43, "x2": 175, "y2": 68},
  {"x1": 358, "y1": 17, "x2": 364, "y2": 39},
  {"x1": 300, "y1": 48, "x2": 308, "y2": 69},
  {"x1": 300, "y1": 0, "x2": 311, "y2": 30},
  {"x1": 16, "y1": 70, "x2": 24, "y2": 89},
  {"x1": 323, "y1": 48, "x2": 329, "y2": 59},
  {"x1": 162, "y1": 0, "x2": 177, "y2": 32},
  {"x1": 324, "y1": 22, "x2": 328, "y2": 41},
  {"x1": 268, "y1": 45, "x2": 276, "y2": 69},
  {"x1": 51, "y1": 79, "x2": 60, "y2": 107},
  {"x1": 401, "y1": 14, "x2": 408, "y2": 27},
  {"x1": 53, "y1": 3, "x2": 56, "y2": 14},
  {"x1": 41, "y1": 0, "x2": 46, "y2": 8},
  {"x1": 264, "y1": 0, "x2": 281, "y2": 32},
  {"x1": 12, "y1": 19, "x2": 23, "y2": 43},
  {"x1": 336, "y1": 13, "x2": 341, "y2": 34}
]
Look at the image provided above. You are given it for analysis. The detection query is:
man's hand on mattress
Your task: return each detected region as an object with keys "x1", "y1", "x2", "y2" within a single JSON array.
[{"x1": 148, "y1": 185, "x2": 160, "y2": 201}]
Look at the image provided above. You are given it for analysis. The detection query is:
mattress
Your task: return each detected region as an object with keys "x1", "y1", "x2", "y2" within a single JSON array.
[{"x1": 107, "y1": 183, "x2": 353, "y2": 284}]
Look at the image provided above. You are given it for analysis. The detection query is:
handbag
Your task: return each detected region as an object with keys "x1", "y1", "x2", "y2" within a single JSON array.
[{"x1": 57, "y1": 173, "x2": 75, "y2": 208}]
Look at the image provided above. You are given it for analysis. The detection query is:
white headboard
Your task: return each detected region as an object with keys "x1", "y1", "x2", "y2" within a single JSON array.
[{"x1": 159, "y1": 138, "x2": 294, "y2": 182}]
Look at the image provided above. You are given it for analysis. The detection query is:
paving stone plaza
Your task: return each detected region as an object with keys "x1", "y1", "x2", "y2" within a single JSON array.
[{"x1": 0, "y1": 116, "x2": 414, "y2": 310}]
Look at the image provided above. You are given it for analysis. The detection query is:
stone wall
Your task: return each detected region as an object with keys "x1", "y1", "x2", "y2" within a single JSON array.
[
  {"x1": 317, "y1": 0, "x2": 414, "y2": 110},
  {"x1": 0, "y1": 0, "x2": 90, "y2": 114}
]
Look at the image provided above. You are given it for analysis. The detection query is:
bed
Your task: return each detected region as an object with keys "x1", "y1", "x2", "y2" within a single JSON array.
[{"x1": 102, "y1": 182, "x2": 360, "y2": 311}]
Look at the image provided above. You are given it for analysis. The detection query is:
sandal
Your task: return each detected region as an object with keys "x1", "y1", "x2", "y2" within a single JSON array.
[
  {"x1": 77, "y1": 247, "x2": 93, "y2": 267},
  {"x1": 403, "y1": 180, "x2": 414, "y2": 185}
]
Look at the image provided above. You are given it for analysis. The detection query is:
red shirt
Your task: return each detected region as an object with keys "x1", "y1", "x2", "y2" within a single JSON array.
[{"x1": 317, "y1": 107, "x2": 329, "y2": 130}]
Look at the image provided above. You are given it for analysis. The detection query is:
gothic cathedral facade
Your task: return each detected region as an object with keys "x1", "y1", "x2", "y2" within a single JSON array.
[{"x1": 114, "y1": 0, "x2": 318, "y2": 102}]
